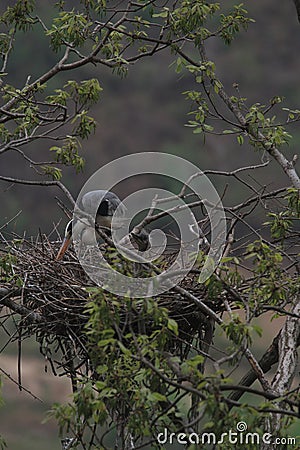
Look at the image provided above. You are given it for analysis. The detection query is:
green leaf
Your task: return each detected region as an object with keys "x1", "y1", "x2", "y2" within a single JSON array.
[
  {"x1": 150, "y1": 392, "x2": 167, "y2": 402},
  {"x1": 167, "y1": 318, "x2": 178, "y2": 335},
  {"x1": 237, "y1": 134, "x2": 244, "y2": 145},
  {"x1": 118, "y1": 341, "x2": 131, "y2": 355}
]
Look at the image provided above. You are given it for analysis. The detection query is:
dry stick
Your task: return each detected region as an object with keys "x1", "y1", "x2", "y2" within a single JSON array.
[
  {"x1": 135, "y1": 184, "x2": 287, "y2": 235},
  {"x1": 221, "y1": 384, "x2": 298, "y2": 408},
  {"x1": 172, "y1": 285, "x2": 222, "y2": 324},
  {"x1": 0, "y1": 174, "x2": 75, "y2": 206},
  {"x1": 0, "y1": 366, "x2": 43, "y2": 403},
  {"x1": 262, "y1": 305, "x2": 300, "y2": 320},
  {"x1": 0, "y1": 210, "x2": 23, "y2": 232},
  {"x1": 17, "y1": 328, "x2": 22, "y2": 391},
  {"x1": 0, "y1": 289, "x2": 45, "y2": 401},
  {"x1": 0, "y1": 288, "x2": 44, "y2": 323},
  {"x1": 244, "y1": 348, "x2": 272, "y2": 394}
]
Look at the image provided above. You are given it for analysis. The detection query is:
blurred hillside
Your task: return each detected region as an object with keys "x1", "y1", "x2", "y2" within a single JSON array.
[
  {"x1": 0, "y1": 0, "x2": 299, "y2": 238},
  {"x1": 0, "y1": 1, "x2": 300, "y2": 449}
]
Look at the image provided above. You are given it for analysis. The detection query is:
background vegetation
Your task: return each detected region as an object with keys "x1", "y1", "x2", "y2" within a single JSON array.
[{"x1": 0, "y1": 1, "x2": 299, "y2": 449}]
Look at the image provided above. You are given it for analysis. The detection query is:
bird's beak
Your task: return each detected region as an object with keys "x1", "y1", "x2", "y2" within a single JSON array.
[{"x1": 56, "y1": 237, "x2": 71, "y2": 261}]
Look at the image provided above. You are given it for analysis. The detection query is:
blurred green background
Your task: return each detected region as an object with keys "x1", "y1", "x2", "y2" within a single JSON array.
[{"x1": 0, "y1": 0, "x2": 300, "y2": 448}]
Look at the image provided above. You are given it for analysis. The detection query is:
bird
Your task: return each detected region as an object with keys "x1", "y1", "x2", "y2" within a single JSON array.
[
  {"x1": 56, "y1": 190, "x2": 126, "y2": 260},
  {"x1": 131, "y1": 227, "x2": 150, "y2": 252},
  {"x1": 56, "y1": 190, "x2": 151, "y2": 261}
]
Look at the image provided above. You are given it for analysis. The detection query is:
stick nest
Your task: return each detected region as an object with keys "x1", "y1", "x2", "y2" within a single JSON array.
[{"x1": 1, "y1": 236, "x2": 227, "y2": 376}]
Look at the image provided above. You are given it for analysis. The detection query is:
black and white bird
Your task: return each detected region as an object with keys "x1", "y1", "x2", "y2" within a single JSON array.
[
  {"x1": 56, "y1": 190, "x2": 126, "y2": 260},
  {"x1": 56, "y1": 190, "x2": 150, "y2": 260}
]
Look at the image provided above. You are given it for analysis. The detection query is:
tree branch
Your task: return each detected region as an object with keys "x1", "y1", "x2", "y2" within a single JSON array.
[
  {"x1": 217, "y1": 85, "x2": 300, "y2": 190},
  {"x1": 229, "y1": 318, "x2": 300, "y2": 405},
  {"x1": 292, "y1": 0, "x2": 300, "y2": 22},
  {"x1": 0, "y1": 287, "x2": 44, "y2": 323},
  {"x1": 0, "y1": 175, "x2": 75, "y2": 206}
]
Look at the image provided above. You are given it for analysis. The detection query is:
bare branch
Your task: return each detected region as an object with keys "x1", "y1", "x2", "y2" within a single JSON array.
[
  {"x1": 0, "y1": 174, "x2": 75, "y2": 206},
  {"x1": 292, "y1": 0, "x2": 300, "y2": 22}
]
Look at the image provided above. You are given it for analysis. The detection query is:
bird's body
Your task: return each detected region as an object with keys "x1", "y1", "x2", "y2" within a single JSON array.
[
  {"x1": 56, "y1": 190, "x2": 125, "y2": 260},
  {"x1": 70, "y1": 217, "x2": 98, "y2": 246}
]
